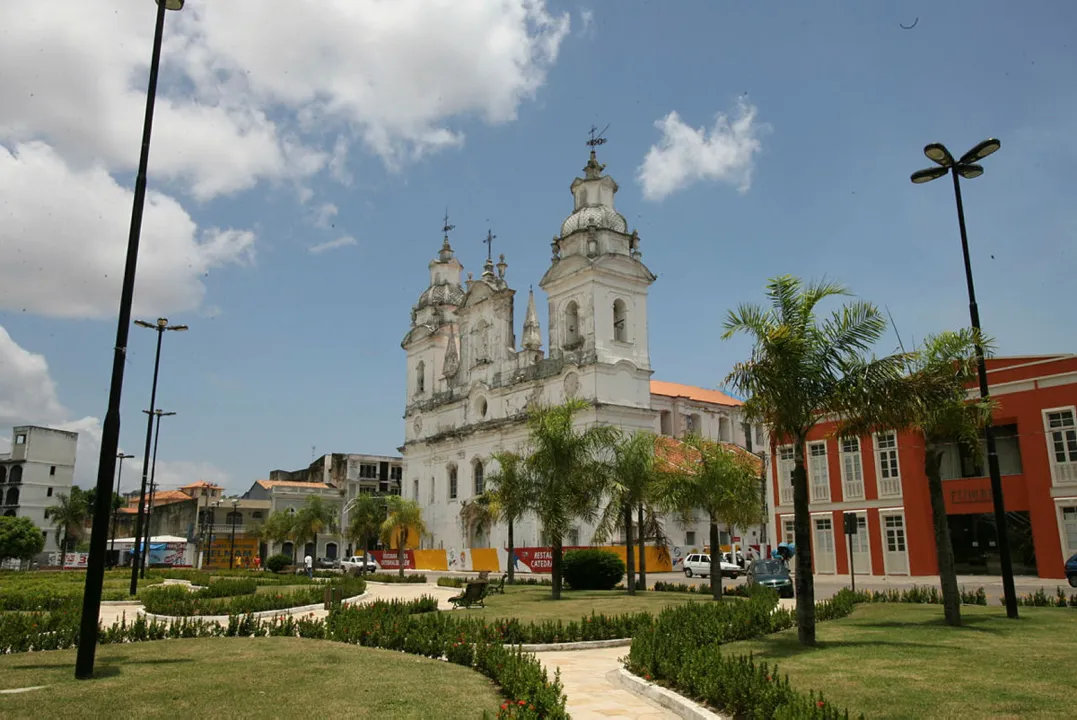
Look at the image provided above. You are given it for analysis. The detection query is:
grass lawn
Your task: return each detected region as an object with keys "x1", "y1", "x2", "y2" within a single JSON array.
[
  {"x1": 721, "y1": 603, "x2": 1077, "y2": 719},
  {"x1": 455, "y1": 585, "x2": 708, "y2": 622},
  {"x1": 0, "y1": 637, "x2": 501, "y2": 719}
]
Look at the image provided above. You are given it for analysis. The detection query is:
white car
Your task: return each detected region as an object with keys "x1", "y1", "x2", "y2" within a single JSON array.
[
  {"x1": 682, "y1": 553, "x2": 741, "y2": 579},
  {"x1": 341, "y1": 555, "x2": 378, "y2": 574}
]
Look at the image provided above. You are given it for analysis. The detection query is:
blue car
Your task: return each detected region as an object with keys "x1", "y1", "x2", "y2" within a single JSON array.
[{"x1": 1066, "y1": 553, "x2": 1077, "y2": 588}]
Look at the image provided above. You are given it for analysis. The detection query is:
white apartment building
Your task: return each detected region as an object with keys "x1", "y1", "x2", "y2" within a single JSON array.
[{"x1": 1, "y1": 426, "x2": 78, "y2": 554}]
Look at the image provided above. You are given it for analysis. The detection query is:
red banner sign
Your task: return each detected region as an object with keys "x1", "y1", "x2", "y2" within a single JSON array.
[
  {"x1": 369, "y1": 550, "x2": 415, "y2": 570},
  {"x1": 512, "y1": 547, "x2": 587, "y2": 574}
]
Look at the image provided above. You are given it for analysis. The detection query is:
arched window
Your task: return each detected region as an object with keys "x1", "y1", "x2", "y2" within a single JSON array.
[
  {"x1": 226, "y1": 511, "x2": 243, "y2": 526},
  {"x1": 473, "y1": 460, "x2": 485, "y2": 496},
  {"x1": 448, "y1": 465, "x2": 458, "y2": 500},
  {"x1": 0, "y1": 466, "x2": 6, "y2": 483},
  {"x1": 564, "y1": 301, "x2": 580, "y2": 347},
  {"x1": 429, "y1": 476, "x2": 436, "y2": 504},
  {"x1": 613, "y1": 299, "x2": 628, "y2": 342},
  {"x1": 5, "y1": 487, "x2": 19, "y2": 506},
  {"x1": 415, "y1": 360, "x2": 426, "y2": 395},
  {"x1": 718, "y1": 416, "x2": 732, "y2": 442},
  {"x1": 325, "y1": 542, "x2": 338, "y2": 560},
  {"x1": 2, "y1": 509, "x2": 14, "y2": 517},
  {"x1": 282, "y1": 541, "x2": 294, "y2": 559},
  {"x1": 9, "y1": 466, "x2": 22, "y2": 484}
]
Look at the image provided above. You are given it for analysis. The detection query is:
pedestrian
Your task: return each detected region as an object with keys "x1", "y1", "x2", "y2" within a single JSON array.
[
  {"x1": 304, "y1": 553, "x2": 313, "y2": 579},
  {"x1": 254, "y1": 555, "x2": 261, "y2": 571}
]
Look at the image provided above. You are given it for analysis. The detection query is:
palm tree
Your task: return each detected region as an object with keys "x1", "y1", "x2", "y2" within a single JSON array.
[
  {"x1": 523, "y1": 398, "x2": 617, "y2": 599},
  {"x1": 346, "y1": 494, "x2": 385, "y2": 573},
  {"x1": 657, "y1": 435, "x2": 762, "y2": 600},
  {"x1": 295, "y1": 495, "x2": 338, "y2": 563},
  {"x1": 840, "y1": 329, "x2": 994, "y2": 627},
  {"x1": 49, "y1": 488, "x2": 89, "y2": 554},
  {"x1": 722, "y1": 275, "x2": 914, "y2": 645},
  {"x1": 381, "y1": 496, "x2": 427, "y2": 578},
  {"x1": 486, "y1": 450, "x2": 531, "y2": 584},
  {"x1": 593, "y1": 430, "x2": 660, "y2": 595},
  {"x1": 261, "y1": 510, "x2": 297, "y2": 561}
]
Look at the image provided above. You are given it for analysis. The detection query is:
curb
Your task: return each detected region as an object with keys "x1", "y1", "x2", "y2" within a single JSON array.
[
  {"x1": 101, "y1": 600, "x2": 142, "y2": 607},
  {"x1": 614, "y1": 668, "x2": 728, "y2": 720},
  {"x1": 140, "y1": 591, "x2": 369, "y2": 623},
  {"x1": 520, "y1": 638, "x2": 632, "y2": 652}
]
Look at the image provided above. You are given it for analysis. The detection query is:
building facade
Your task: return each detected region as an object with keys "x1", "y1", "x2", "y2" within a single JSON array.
[
  {"x1": 769, "y1": 354, "x2": 1077, "y2": 580},
  {"x1": 400, "y1": 150, "x2": 767, "y2": 559},
  {"x1": 0, "y1": 426, "x2": 77, "y2": 554}
]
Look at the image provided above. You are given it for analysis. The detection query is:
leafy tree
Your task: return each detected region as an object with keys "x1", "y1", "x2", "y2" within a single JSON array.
[
  {"x1": 485, "y1": 450, "x2": 531, "y2": 584},
  {"x1": 593, "y1": 430, "x2": 661, "y2": 595},
  {"x1": 723, "y1": 275, "x2": 921, "y2": 644},
  {"x1": 380, "y1": 496, "x2": 427, "y2": 578},
  {"x1": 657, "y1": 435, "x2": 762, "y2": 600},
  {"x1": 346, "y1": 494, "x2": 385, "y2": 572},
  {"x1": 294, "y1": 495, "x2": 338, "y2": 562},
  {"x1": 260, "y1": 510, "x2": 298, "y2": 561},
  {"x1": 0, "y1": 516, "x2": 45, "y2": 564},
  {"x1": 49, "y1": 487, "x2": 89, "y2": 553},
  {"x1": 840, "y1": 329, "x2": 994, "y2": 627},
  {"x1": 522, "y1": 398, "x2": 617, "y2": 599}
]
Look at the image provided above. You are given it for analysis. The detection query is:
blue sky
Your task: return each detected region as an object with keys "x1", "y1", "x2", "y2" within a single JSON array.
[{"x1": 1, "y1": 0, "x2": 1073, "y2": 493}]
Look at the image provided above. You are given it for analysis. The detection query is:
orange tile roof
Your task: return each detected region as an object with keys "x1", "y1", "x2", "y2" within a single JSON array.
[
  {"x1": 650, "y1": 380, "x2": 742, "y2": 407},
  {"x1": 118, "y1": 490, "x2": 194, "y2": 513},
  {"x1": 180, "y1": 480, "x2": 223, "y2": 489},
  {"x1": 654, "y1": 435, "x2": 762, "y2": 474},
  {"x1": 255, "y1": 480, "x2": 333, "y2": 490}
]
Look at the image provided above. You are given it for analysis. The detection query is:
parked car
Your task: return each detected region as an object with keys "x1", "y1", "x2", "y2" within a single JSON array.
[
  {"x1": 1066, "y1": 553, "x2": 1077, "y2": 588},
  {"x1": 746, "y1": 558, "x2": 794, "y2": 598},
  {"x1": 341, "y1": 555, "x2": 378, "y2": 574},
  {"x1": 317, "y1": 557, "x2": 341, "y2": 570},
  {"x1": 682, "y1": 553, "x2": 740, "y2": 579}
]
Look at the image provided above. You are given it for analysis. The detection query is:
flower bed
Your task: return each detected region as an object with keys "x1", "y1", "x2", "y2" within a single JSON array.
[
  {"x1": 140, "y1": 577, "x2": 367, "y2": 616},
  {"x1": 364, "y1": 573, "x2": 428, "y2": 584},
  {"x1": 437, "y1": 576, "x2": 552, "y2": 589}
]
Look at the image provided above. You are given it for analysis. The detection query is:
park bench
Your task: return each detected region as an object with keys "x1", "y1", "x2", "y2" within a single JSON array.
[
  {"x1": 449, "y1": 580, "x2": 489, "y2": 609},
  {"x1": 488, "y1": 574, "x2": 507, "y2": 595}
]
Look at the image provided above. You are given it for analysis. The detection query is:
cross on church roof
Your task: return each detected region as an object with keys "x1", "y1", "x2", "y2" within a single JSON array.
[
  {"x1": 483, "y1": 229, "x2": 496, "y2": 261},
  {"x1": 587, "y1": 123, "x2": 610, "y2": 150},
  {"x1": 442, "y1": 208, "x2": 455, "y2": 239}
]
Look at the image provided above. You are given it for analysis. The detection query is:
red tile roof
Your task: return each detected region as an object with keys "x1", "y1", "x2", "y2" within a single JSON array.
[
  {"x1": 180, "y1": 480, "x2": 223, "y2": 490},
  {"x1": 650, "y1": 380, "x2": 742, "y2": 407},
  {"x1": 654, "y1": 435, "x2": 762, "y2": 474},
  {"x1": 255, "y1": 480, "x2": 333, "y2": 490}
]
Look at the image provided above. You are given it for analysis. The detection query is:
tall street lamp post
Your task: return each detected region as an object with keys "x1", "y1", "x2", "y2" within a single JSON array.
[
  {"x1": 77, "y1": 0, "x2": 186, "y2": 680},
  {"x1": 129, "y1": 318, "x2": 187, "y2": 595},
  {"x1": 229, "y1": 499, "x2": 240, "y2": 569},
  {"x1": 139, "y1": 409, "x2": 176, "y2": 578},
  {"x1": 110, "y1": 453, "x2": 135, "y2": 557},
  {"x1": 910, "y1": 137, "x2": 1019, "y2": 620}
]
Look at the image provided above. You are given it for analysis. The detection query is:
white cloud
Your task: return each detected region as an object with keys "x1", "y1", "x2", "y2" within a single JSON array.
[
  {"x1": 313, "y1": 203, "x2": 340, "y2": 230},
  {"x1": 637, "y1": 99, "x2": 766, "y2": 201},
  {"x1": 0, "y1": 142, "x2": 255, "y2": 319},
  {"x1": 579, "y1": 9, "x2": 595, "y2": 37},
  {"x1": 0, "y1": 325, "x2": 232, "y2": 491},
  {"x1": 309, "y1": 236, "x2": 359, "y2": 255}
]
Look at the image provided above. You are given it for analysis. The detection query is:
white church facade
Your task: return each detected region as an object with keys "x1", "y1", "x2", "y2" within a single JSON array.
[{"x1": 400, "y1": 149, "x2": 770, "y2": 566}]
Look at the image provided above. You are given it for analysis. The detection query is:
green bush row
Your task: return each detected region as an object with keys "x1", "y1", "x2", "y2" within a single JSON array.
[
  {"x1": 364, "y1": 573, "x2": 428, "y2": 584},
  {"x1": 562, "y1": 549, "x2": 625, "y2": 591},
  {"x1": 651, "y1": 581, "x2": 751, "y2": 597},
  {"x1": 1007, "y1": 587, "x2": 1077, "y2": 607},
  {"x1": 140, "y1": 577, "x2": 366, "y2": 616}
]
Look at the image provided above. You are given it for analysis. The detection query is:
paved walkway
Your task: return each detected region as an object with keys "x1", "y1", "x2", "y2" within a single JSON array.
[{"x1": 534, "y1": 646, "x2": 676, "y2": 719}]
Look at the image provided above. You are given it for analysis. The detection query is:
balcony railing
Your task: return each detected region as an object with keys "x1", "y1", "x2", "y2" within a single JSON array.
[
  {"x1": 878, "y1": 476, "x2": 902, "y2": 498},
  {"x1": 778, "y1": 484, "x2": 793, "y2": 506},
  {"x1": 810, "y1": 481, "x2": 830, "y2": 503},
  {"x1": 843, "y1": 479, "x2": 864, "y2": 500},
  {"x1": 1054, "y1": 461, "x2": 1077, "y2": 486}
]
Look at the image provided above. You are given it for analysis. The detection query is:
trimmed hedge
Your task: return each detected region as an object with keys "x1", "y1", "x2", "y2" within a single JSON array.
[
  {"x1": 1009, "y1": 587, "x2": 1077, "y2": 607},
  {"x1": 562, "y1": 549, "x2": 624, "y2": 591},
  {"x1": 365, "y1": 573, "x2": 428, "y2": 584},
  {"x1": 140, "y1": 576, "x2": 367, "y2": 616}
]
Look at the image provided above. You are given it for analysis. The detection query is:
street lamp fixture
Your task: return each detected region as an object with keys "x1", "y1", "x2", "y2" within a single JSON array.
[
  {"x1": 229, "y1": 500, "x2": 240, "y2": 569},
  {"x1": 76, "y1": 0, "x2": 184, "y2": 681},
  {"x1": 138, "y1": 409, "x2": 176, "y2": 578},
  {"x1": 110, "y1": 453, "x2": 135, "y2": 557},
  {"x1": 909, "y1": 138, "x2": 1019, "y2": 620}
]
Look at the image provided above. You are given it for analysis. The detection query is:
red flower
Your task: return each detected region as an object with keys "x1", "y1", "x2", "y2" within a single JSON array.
[
  {"x1": 817, "y1": 700, "x2": 825, "y2": 708},
  {"x1": 518, "y1": 699, "x2": 526, "y2": 706}
]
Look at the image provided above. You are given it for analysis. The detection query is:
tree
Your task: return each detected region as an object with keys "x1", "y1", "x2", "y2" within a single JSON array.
[
  {"x1": 380, "y1": 496, "x2": 427, "y2": 578},
  {"x1": 522, "y1": 398, "x2": 617, "y2": 599},
  {"x1": 346, "y1": 494, "x2": 385, "y2": 573},
  {"x1": 486, "y1": 450, "x2": 531, "y2": 584},
  {"x1": 294, "y1": 495, "x2": 338, "y2": 563},
  {"x1": 260, "y1": 510, "x2": 297, "y2": 562},
  {"x1": 657, "y1": 435, "x2": 762, "y2": 600},
  {"x1": 49, "y1": 488, "x2": 89, "y2": 554},
  {"x1": 723, "y1": 275, "x2": 915, "y2": 645},
  {"x1": 840, "y1": 329, "x2": 994, "y2": 627},
  {"x1": 593, "y1": 430, "x2": 661, "y2": 595},
  {"x1": 0, "y1": 516, "x2": 45, "y2": 565}
]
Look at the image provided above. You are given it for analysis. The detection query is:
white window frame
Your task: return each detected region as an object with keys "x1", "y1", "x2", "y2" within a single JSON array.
[
  {"x1": 1056, "y1": 501, "x2": 1077, "y2": 560},
  {"x1": 448, "y1": 466, "x2": 458, "y2": 501},
  {"x1": 812, "y1": 513, "x2": 836, "y2": 574},
  {"x1": 839, "y1": 436, "x2": 865, "y2": 500},
  {"x1": 874, "y1": 431, "x2": 903, "y2": 498},
  {"x1": 776, "y1": 445, "x2": 795, "y2": 506},
  {"x1": 780, "y1": 515, "x2": 795, "y2": 544},
  {"x1": 843, "y1": 510, "x2": 872, "y2": 575},
  {"x1": 807, "y1": 441, "x2": 830, "y2": 503},
  {"x1": 880, "y1": 510, "x2": 909, "y2": 575},
  {"x1": 1043, "y1": 406, "x2": 1077, "y2": 487}
]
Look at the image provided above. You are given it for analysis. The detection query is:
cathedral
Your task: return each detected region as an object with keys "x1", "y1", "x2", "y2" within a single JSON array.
[{"x1": 400, "y1": 147, "x2": 768, "y2": 567}]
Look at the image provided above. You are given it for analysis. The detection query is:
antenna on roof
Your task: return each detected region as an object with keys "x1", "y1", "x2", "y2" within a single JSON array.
[
  {"x1": 587, "y1": 123, "x2": 610, "y2": 150},
  {"x1": 311, "y1": 445, "x2": 316, "y2": 461},
  {"x1": 885, "y1": 305, "x2": 910, "y2": 371}
]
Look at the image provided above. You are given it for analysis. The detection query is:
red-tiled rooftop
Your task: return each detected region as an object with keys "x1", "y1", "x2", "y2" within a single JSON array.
[
  {"x1": 255, "y1": 479, "x2": 333, "y2": 490},
  {"x1": 650, "y1": 380, "x2": 742, "y2": 407},
  {"x1": 654, "y1": 435, "x2": 763, "y2": 473}
]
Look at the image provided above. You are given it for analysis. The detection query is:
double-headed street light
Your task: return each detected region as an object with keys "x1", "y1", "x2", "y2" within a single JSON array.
[
  {"x1": 139, "y1": 409, "x2": 176, "y2": 578},
  {"x1": 77, "y1": 0, "x2": 185, "y2": 681},
  {"x1": 109, "y1": 453, "x2": 135, "y2": 557},
  {"x1": 910, "y1": 138, "x2": 1019, "y2": 620}
]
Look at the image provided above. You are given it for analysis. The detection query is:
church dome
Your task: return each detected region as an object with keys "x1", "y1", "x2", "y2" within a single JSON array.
[
  {"x1": 416, "y1": 281, "x2": 465, "y2": 310},
  {"x1": 560, "y1": 204, "x2": 628, "y2": 237}
]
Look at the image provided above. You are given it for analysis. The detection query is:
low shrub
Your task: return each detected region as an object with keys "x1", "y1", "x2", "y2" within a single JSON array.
[
  {"x1": 196, "y1": 578, "x2": 258, "y2": 599},
  {"x1": 562, "y1": 549, "x2": 624, "y2": 591},
  {"x1": 1009, "y1": 586, "x2": 1077, "y2": 608},
  {"x1": 366, "y1": 573, "x2": 428, "y2": 584},
  {"x1": 265, "y1": 554, "x2": 292, "y2": 574},
  {"x1": 438, "y1": 576, "x2": 466, "y2": 588},
  {"x1": 141, "y1": 576, "x2": 366, "y2": 616},
  {"x1": 842, "y1": 585, "x2": 988, "y2": 607}
]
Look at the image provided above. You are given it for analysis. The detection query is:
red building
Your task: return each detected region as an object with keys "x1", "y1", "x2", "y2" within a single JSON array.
[{"x1": 769, "y1": 354, "x2": 1077, "y2": 580}]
